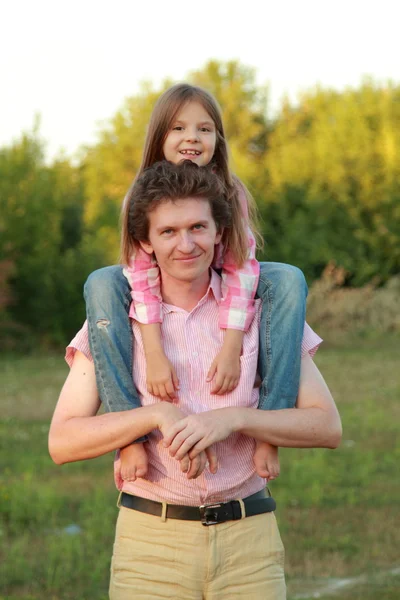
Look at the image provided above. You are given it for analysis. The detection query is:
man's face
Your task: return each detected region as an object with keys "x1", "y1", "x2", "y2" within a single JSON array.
[{"x1": 139, "y1": 198, "x2": 222, "y2": 285}]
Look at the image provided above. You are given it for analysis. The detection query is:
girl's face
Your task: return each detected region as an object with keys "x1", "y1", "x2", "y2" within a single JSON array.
[{"x1": 162, "y1": 101, "x2": 217, "y2": 167}]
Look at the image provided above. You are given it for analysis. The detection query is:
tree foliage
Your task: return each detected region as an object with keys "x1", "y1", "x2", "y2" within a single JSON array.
[
  {"x1": 259, "y1": 80, "x2": 400, "y2": 283},
  {"x1": 0, "y1": 131, "x2": 106, "y2": 346},
  {"x1": 1, "y1": 62, "x2": 399, "y2": 346}
]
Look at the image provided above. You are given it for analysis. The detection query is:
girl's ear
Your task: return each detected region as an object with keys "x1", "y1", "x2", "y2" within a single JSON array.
[{"x1": 139, "y1": 240, "x2": 154, "y2": 255}]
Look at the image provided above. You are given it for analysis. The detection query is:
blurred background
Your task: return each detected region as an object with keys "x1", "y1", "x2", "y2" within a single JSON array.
[{"x1": 1, "y1": 1, "x2": 399, "y2": 599}]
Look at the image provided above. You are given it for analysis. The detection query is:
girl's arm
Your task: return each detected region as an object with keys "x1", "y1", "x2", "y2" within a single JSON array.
[
  {"x1": 209, "y1": 182, "x2": 260, "y2": 394},
  {"x1": 219, "y1": 223, "x2": 259, "y2": 332},
  {"x1": 124, "y1": 248, "x2": 179, "y2": 401},
  {"x1": 139, "y1": 323, "x2": 180, "y2": 400},
  {"x1": 123, "y1": 247, "x2": 163, "y2": 324}
]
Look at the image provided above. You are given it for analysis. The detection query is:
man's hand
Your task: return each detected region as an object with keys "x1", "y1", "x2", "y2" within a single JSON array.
[
  {"x1": 185, "y1": 447, "x2": 218, "y2": 478},
  {"x1": 156, "y1": 403, "x2": 218, "y2": 477},
  {"x1": 163, "y1": 409, "x2": 236, "y2": 461}
]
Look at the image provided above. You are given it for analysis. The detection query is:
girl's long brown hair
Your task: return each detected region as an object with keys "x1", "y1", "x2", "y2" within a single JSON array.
[{"x1": 121, "y1": 83, "x2": 261, "y2": 266}]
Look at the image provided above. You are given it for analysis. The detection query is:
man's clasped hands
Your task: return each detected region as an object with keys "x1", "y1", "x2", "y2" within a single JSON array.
[{"x1": 117, "y1": 401, "x2": 279, "y2": 483}]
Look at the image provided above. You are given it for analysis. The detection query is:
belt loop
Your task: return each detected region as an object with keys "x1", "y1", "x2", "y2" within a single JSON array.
[
  {"x1": 237, "y1": 498, "x2": 246, "y2": 519},
  {"x1": 116, "y1": 491, "x2": 123, "y2": 509},
  {"x1": 160, "y1": 502, "x2": 167, "y2": 522}
]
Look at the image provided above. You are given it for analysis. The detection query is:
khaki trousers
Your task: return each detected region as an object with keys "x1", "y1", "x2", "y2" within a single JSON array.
[{"x1": 109, "y1": 506, "x2": 286, "y2": 599}]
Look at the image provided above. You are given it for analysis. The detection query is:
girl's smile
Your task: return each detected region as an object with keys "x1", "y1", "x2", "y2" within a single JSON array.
[
  {"x1": 162, "y1": 101, "x2": 217, "y2": 167},
  {"x1": 179, "y1": 149, "x2": 202, "y2": 157}
]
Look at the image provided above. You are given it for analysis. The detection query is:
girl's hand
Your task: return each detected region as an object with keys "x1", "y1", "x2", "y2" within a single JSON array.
[
  {"x1": 146, "y1": 350, "x2": 180, "y2": 401},
  {"x1": 207, "y1": 329, "x2": 244, "y2": 394},
  {"x1": 207, "y1": 347, "x2": 241, "y2": 394}
]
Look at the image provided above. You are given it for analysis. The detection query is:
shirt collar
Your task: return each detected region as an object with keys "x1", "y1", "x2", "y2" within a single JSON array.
[
  {"x1": 207, "y1": 268, "x2": 222, "y2": 303},
  {"x1": 162, "y1": 269, "x2": 221, "y2": 314}
]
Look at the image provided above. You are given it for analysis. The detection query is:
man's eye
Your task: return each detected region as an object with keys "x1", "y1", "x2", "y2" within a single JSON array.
[
  {"x1": 192, "y1": 224, "x2": 205, "y2": 230},
  {"x1": 162, "y1": 229, "x2": 173, "y2": 235}
]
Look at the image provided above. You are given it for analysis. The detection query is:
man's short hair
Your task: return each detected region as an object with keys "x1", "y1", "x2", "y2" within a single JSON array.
[{"x1": 126, "y1": 160, "x2": 231, "y2": 247}]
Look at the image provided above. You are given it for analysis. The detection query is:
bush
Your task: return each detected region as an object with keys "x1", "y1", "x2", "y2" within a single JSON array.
[{"x1": 307, "y1": 263, "x2": 400, "y2": 337}]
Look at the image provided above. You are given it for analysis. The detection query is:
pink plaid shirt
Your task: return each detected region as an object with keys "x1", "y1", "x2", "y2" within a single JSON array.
[
  {"x1": 123, "y1": 182, "x2": 260, "y2": 331},
  {"x1": 66, "y1": 271, "x2": 322, "y2": 506}
]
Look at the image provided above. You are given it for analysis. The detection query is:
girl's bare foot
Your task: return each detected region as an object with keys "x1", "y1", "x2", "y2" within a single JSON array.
[
  {"x1": 120, "y1": 442, "x2": 148, "y2": 482},
  {"x1": 253, "y1": 440, "x2": 280, "y2": 481}
]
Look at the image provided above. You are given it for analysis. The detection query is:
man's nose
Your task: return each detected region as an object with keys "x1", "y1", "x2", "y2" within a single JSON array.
[{"x1": 177, "y1": 232, "x2": 195, "y2": 252}]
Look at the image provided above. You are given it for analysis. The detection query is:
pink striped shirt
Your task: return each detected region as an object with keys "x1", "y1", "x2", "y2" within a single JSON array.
[
  {"x1": 123, "y1": 182, "x2": 260, "y2": 331},
  {"x1": 66, "y1": 271, "x2": 322, "y2": 506}
]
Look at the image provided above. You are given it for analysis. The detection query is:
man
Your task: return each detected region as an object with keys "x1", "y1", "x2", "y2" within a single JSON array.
[{"x1": 49, "y1": 161, "x2": 342, "y2": 599}]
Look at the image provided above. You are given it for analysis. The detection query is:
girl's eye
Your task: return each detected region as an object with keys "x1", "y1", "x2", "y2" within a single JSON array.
[
  {"x1": 172, "y1": 126, "x2": 184, "y2": 131},
  {"x1": 200, "y1": 127, "x2": 211, "y2": 132}
]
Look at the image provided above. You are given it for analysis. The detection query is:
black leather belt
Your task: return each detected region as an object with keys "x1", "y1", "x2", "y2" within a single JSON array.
[{"x1": 120, "y1": 489, "x2": 276, "y2": 526}]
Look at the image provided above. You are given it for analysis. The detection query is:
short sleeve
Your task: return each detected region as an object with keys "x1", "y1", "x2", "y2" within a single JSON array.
[
  {"x1": 301, "y1": 323, "x2": 323, "y2": 358},
  {"x1": 65, "y1": 321, "x2": 93, "y2": 367}
]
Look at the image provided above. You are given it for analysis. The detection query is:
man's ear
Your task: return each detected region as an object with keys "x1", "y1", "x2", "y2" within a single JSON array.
[
  {"x1": 139, "y1": 239, "x2": 154, "y2": 255},
  {"x1": 215, "y1": 228, "x2": 224, "y2": 245}
]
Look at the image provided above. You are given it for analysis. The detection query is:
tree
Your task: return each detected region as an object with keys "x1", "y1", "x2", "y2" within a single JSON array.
[
  {"x1": 259, "y1": 81, "x2": 400, "y2": 283},
  {"x1": 0, "y1": 130, "x2": 106, "y2": 345}
]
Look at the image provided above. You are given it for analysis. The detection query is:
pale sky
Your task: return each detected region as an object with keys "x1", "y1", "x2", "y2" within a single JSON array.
[{"x1": 1, "y1": 0, "x2": 398, "y2": 161}]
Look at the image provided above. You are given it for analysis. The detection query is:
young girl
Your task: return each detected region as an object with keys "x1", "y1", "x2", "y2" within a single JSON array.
[{"x1": 84, "y1": 83, "x2": 308, "y2": 482}]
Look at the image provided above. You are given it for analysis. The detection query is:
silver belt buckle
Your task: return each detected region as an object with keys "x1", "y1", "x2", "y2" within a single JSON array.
[{"x1": 199, "y1": 502, "x2": 224, "y2": 526}]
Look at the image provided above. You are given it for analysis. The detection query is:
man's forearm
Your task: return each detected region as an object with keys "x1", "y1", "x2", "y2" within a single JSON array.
[
  {"x1": 164, "y1": 402, "x2": 341, "y2": 463},
  {"x1": 232, "y1": 405, "x2": 342, "y2": 449},
  {"x1": 49, "y1": 405, "x2": 159, "y2": 465},
  {"x1": 233, "y1": 353, "x2": 342, "y2": 449}
]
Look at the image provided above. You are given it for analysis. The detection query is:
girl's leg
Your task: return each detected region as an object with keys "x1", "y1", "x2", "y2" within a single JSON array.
[
  {"x1": 84, "y1": 266, "x2": 147, "y2": 441},
  {"x1": 257, "y1": 263, "x2": 308, "y2": 411}
]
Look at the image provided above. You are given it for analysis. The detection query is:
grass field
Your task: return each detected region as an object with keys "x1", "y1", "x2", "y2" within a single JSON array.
[{"x1": 1, "y1": 335, "x2": 399, "y2": 599}]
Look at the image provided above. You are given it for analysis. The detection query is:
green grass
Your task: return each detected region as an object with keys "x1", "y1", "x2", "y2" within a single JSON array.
[{"x1": 0, "y1": 335, "x2": 399, "y2": 599}]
